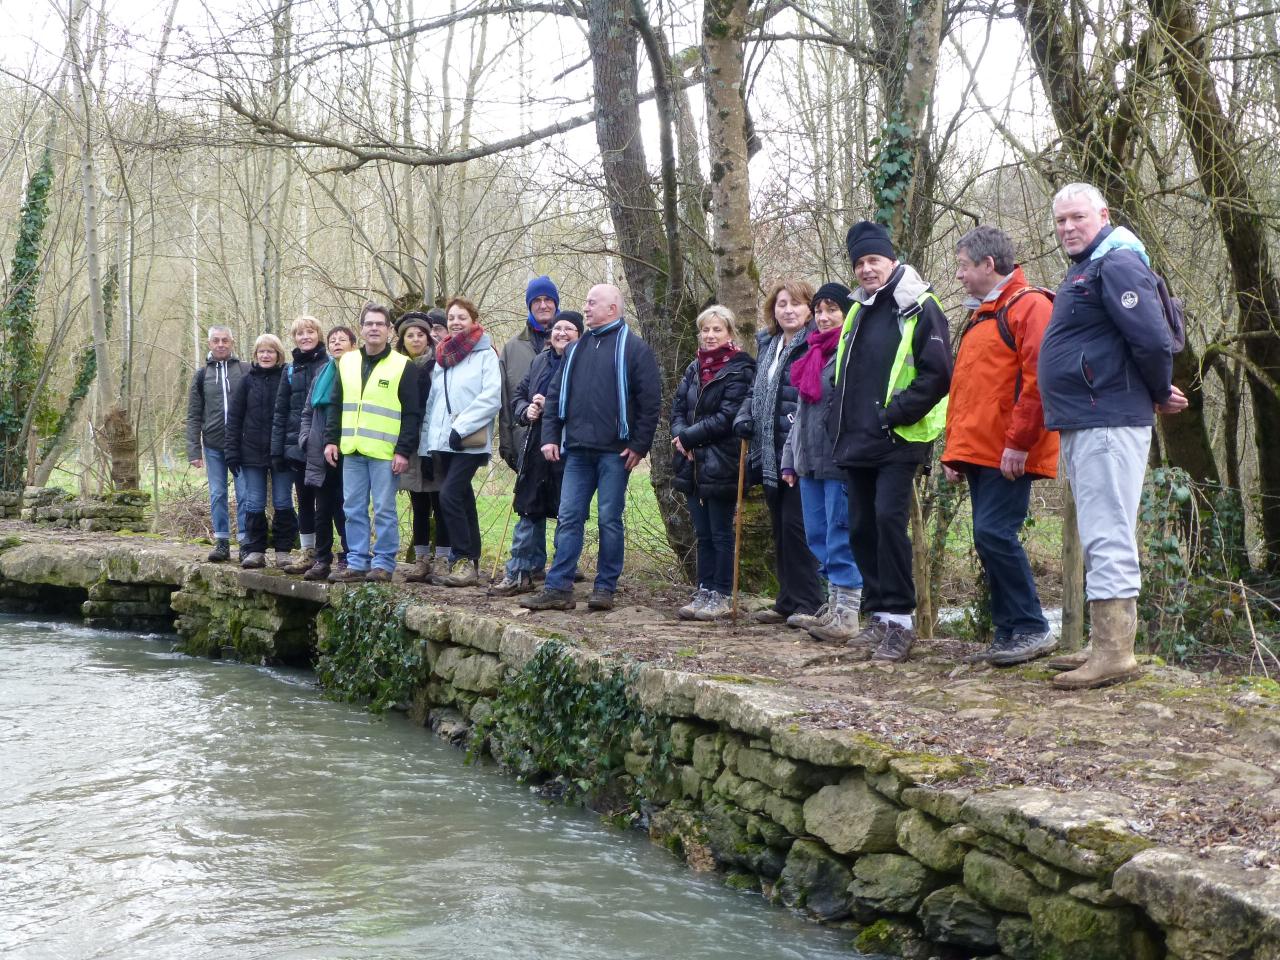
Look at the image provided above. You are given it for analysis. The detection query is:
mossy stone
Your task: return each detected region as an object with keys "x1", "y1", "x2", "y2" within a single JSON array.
[
  {"x1": 1028, "y1": 894, "x2": 1158, "y2": 960},
  {"x1": 896, "y1": 808, "x2": 966, "y2": 874},
  {"x1": 849, "y1": 853, "x2": 945, "y2": 915},
  {"x1": 776, "y1": 839, "x2": 853, "y2": 921},
  {"x1": 803, "y1": 773, "x2": 901, "y2": 855},
  {"x1": 919, "y1": 884, "x2": 999, "y2": 950},
  {"x1": 963, "y1": 850, "x2": 1047, "y2": 913},
  {"x1": 692, "y1": 732, "x2": 727, "y2": 779}
]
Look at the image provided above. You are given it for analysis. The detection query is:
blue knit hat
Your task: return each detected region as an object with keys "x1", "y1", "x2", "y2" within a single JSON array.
[{"x1": 525, "y1": 276, "x2": 560, "y2": 331}]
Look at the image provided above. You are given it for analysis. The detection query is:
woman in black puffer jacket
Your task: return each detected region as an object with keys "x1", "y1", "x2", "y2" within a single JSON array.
[
  {"x1": 671, "y1": 305, "x2": 756, "y2": 621},
  {"x1": 271, "y1": 316, "x2": 330, "y2": 574},
  {"x1": 731, "y1": 280, "x2": 823, "y2": 624},
  {"x1": 226, "y1": 334, "x2": 297, "y2": 569}
]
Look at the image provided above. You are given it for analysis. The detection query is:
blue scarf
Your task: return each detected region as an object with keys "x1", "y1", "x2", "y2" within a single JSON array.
[
  {"x1": 556, "y1": 318, "x2": 631, "y2": 448},
  {"x1": 310, "y1": 358, "x2": 337, "y2": 407}
]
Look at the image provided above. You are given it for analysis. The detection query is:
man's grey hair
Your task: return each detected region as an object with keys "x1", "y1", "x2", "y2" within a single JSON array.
[
  {"x1": 1052, "y1": 182, "x2": 1108, "y2": 215},
  {"x1": 207, "y1": 325, "x2": 233, "y2": 340},
  {"x1": 956, "y1": 226, "x2": 1017, "y2": 276}
]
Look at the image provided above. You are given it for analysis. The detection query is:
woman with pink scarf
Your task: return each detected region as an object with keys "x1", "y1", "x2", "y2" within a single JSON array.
[{"x1": 781, "y1": 283, "x2": 864, "y2": 641}]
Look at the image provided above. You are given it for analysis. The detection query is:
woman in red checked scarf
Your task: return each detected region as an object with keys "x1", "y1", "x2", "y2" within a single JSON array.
[
  {"x1": 669, "y1": 305, "x2": 757, "y2": 620},
  {"x1": 420, "y1": 297, "x2": 501, "y2": 587}
]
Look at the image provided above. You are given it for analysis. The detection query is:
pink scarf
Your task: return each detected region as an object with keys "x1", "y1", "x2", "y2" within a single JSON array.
[{"x1": 789, "y1": 325, "x2": 841, "y2": 404}]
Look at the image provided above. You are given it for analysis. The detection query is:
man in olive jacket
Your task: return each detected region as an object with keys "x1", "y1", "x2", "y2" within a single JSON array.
[
  {"x1": 186, "y1": 325, "x2": 249, "y2": 561},
  {"x1": 499, "y1": 275, "x2": 559, "y2": 472}
]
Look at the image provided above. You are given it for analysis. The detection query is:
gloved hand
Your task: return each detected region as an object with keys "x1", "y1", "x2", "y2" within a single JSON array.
[
  {"x1": 272, "y1": 456, "x2": 289, "y2": 473},
  {"x1": 226, "y1": 459, "x2": 241, "y2": 477},
  {"x1": 287, "y1": 458, "x2": 305, "y2": 474},
  {"x1": 733, "y1": 417, "x2": 754, "y2": 440},
  {"x1": 448, "y1": 429, "x2": 464, "y2": 451}
]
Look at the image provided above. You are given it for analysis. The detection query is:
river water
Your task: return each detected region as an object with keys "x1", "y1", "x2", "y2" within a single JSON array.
[{"x1": 0, "y1": 618, "x2": 866, "y2": 960}]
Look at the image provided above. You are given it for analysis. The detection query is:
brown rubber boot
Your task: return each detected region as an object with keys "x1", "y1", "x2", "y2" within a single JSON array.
[
  {"x1": 1052, "y1": 598, "x2": 1142, "y2": 690},
  {"x1": 1045, "y1": 648, "x2": 1091, "y2": 671}
]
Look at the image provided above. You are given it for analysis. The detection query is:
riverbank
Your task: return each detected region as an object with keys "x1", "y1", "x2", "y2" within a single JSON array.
[{"x1": 1, "y1": 521, "x2": 1277, "y2": 960}]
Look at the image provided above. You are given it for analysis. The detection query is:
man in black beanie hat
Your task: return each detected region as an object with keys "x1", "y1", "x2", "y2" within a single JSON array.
[{"x1": 830, "y1": 220, "x2": 952, "y2": 663}]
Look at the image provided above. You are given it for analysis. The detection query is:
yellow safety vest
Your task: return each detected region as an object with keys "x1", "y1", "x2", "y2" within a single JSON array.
[
  {"x1": 834, "y1": 291, "x2": 948, "y2": 443},
  {"x1": 338, "y1": 348, "x2": 409, "y2": 459}
]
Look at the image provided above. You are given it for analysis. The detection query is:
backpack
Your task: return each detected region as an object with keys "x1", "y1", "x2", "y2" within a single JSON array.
[
  {"x1": 1153, "y1": 274, "x2": 1187, "y2": 353},
  {"x1": 960, "y1": 286, "x2": 1055, "y2": 404}
]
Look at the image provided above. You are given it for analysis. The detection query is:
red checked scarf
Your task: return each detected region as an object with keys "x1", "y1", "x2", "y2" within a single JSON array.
[
  {"x1": 789, "y1": 324, "x2": 841, "y2": 404},
  {"x1": 697, "y1": 342, "x2": 738, "y2": 386},
  {"x1": 435, "y1": 323, "x2": 486, "y2": 368}
]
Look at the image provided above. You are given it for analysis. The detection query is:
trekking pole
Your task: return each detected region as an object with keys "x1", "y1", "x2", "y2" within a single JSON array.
[
  {"x1": 490, "y1": 497, "x2": 516, "y2": 584},
  {"x1": 731, "y1": 438, "x2": 748, "y2": 628}
]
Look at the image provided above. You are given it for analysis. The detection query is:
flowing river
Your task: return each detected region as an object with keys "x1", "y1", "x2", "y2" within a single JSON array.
[{"x1": 0, "y1": 618, "x2": 866, "y2": 959}]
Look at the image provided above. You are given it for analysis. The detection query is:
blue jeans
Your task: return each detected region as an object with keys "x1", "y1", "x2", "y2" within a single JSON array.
[
  {"x1": 506, "y1": 515, "x2": 547, "y2": 576},
  {"x1": 965, "y1": 465, "x2": 1049, "y2": 636},
  {"x1": 799, "y1": 477, "x2": 863, "y2": 590},
  {"x1": 546, "y1": 449, "x2": 629, "y2": 593},
  {"x1": 342, "y1": 454, "x2": 400, "y2": 572},
  {"x1": 239, "y1": 465, "x2": 297, "y2": 514},
  {"x1": 686, "y1": 494, "x2": 736, "y2": 595},
  {"x1": 204, "y1": 446, "x2": 247, "y2": 542}
]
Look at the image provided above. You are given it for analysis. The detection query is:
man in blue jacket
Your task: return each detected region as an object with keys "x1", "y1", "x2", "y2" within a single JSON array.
[
  {"x1": 1037, "y1": 183, "x2": 1188, "y2": 689},
  {"x1": 521, "y1": 284, "x2": 661, "y2": 612}
]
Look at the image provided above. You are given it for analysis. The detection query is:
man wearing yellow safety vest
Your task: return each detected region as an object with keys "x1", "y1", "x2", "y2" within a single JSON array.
[
  {"x1": 323, "y1": 303, "x2": 422, "y2": 582},
  {"x1": 831, "y1": 221, "x2": 952, "y2": 663}
]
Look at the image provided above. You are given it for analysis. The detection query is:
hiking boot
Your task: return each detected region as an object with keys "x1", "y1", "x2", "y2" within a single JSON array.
[
  {"x1": 403, "y1": 557, "x2": 433, "y2": 584},
  {"x1": 440, "y1": 559, "x2": 479, "y2": 587},
  {"x1": 1046, "y1": 647, "x2": 1091, "y2": 671},
  {"x1": 281, "y1": 548, "x2": 315, "y2": 574},
  {"x1": 988, "y1": 630, "x2": 1058, "y2": 667},
  {"x1": 302, "y1": 561, "x2": 331, "y2": 581},
  {"x1": 207, "y1": 539, "x2": 231, "y2": 562},
  {"x1": 694, "y1": 591, "x2": 732, "y2": 621},
  {"x1": 520, "y1": 588, "x2": 576, "y2": 611},
  {"x1": 328, "y1": 566, "x2": 367, "y2": 583},
  {"x1": 240, "y1": 552, "x2": 266, "y2": 569},
  {"x1": 365, "y1": 568, "x2": 393, "y2": 584},
  {"x1": 753, "y1": 608, "x2": 786, "y2": 625},
  {"x1": 847, "y1": 618, "x2": 889, "y2": 649},
  {"x1": 490, "y1": 571, "x2": 535, "y2": 597},
  {"x1": 809, "y1": 586, "x2": 861, "y2": 643},
  {"x1": 871, "y1": 622, "x2": 916, "y2": 663},
  {"x1": 587, "y1": 590, "x2": 615, "y2": 611},
  {"x1": 787, "y1": 604, "x2": 829, "y2": 630},
  {"x1": 334, "y1": 552, "x2": 347, "y2": 570},
  {"x1": 1053, "y1": 599, "x2": 1142, "y2": 690},
  {"x1": 678, "y1": 588, "x2": 712, "y2": 621},
  {"x1": 273, "y1": 550, "x2": 292, "y2": 569}
]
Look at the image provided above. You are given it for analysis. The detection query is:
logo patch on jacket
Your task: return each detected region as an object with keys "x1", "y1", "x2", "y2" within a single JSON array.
[
  {"x1": 378, "y1": 379, "x2": 390, "y2": 387},
  {"x1": 1120, "y1": 291, "x2": 1139, "y2": 309}
]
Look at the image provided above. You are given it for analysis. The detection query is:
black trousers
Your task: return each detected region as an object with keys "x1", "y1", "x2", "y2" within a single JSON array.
[
  {"x1": 763, "y1": 481, "x2": 823, "y2": 616},
  {"x1": 845, "y1": 462, "x2": 918, "y2": 615},
  {"x1": 294, "y1": 474, "x2": 316, "y2": 536},
  {"x1": 437, "y1": 452, "x2": 487, "y2": 562},
  {"x1": 409, "y1": 489, "x2": 450, "y2": 550},
  {"x1": 313, "y1": 465, "x2": 348, "y2": 565}
]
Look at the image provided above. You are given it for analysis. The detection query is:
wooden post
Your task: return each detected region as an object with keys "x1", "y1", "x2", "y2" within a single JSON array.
[
  {"x1": 731, "y1": 439, "x2": 748, "y2": 627},
  {"x1": 1060, "y1": 480, "x2": 1085, "y2": 651},
  {"x1": 910, "y1": 478, "x2": 932, "y2": 639}
]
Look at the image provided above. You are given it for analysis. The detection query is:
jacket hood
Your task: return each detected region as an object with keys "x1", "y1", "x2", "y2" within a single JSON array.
[
  {"x1": 1089, "y1": 225, "x2": 1150, "y2": 266},
  {"x1": 205, "y1": 352, "x2": 240, "y2": 363},
  {"x1": 475, "y1": 332, "x2": 493, "y2": 352},
  {"x1": 850, "y1": 263, "x2": 931, "y2": 313}
]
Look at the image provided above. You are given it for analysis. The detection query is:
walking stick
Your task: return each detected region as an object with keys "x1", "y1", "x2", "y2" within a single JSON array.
[
  {"x1": 731, "y1": 438, "x2": 748, "y2": 627},
  {"x1": 491, "y1": 498, "x2": 516, "y2": 585}
]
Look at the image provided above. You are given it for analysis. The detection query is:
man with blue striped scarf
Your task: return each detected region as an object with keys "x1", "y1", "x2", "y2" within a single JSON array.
[{"x1": 521, "y1": 284, "x2": 661, "y2": 612}]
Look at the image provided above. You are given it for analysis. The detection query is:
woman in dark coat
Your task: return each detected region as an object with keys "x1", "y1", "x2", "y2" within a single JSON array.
[
  {"x1": 732, "y1": 279, "x2": 823, "y2": 624},
  {"x1": 270, "y1": 315, "x2": 329, "y2": 574},
  {"x1": 490, "y1": 310, "x2": 584, "y2": 596},
  {"x1": 295, "y1": 325, "x2": 355, "y2": 580},
  {"x1": 395, "y1": 312, "x2": 443, "y2": 583},
  {"x1": 225, "y1": 334, "x2": 296, "y2": 569},
  {"x1": 670, "y1": 305, "x2": 756, "y2": 620}
]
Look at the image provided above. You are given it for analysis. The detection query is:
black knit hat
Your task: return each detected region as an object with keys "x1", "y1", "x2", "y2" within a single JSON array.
[
  {"x1": 811, "y1": 282, "x2": 854, "y2": 317},
  {"x1": 425, "y1": 308, "x2": 448, "y2": 329},
  {"x1": 554, "y1": 310, "x2": 585, "y2": 335},
  {"x1": 846, "y1": 220, "x2": 896, "y2": 267},
  {"x1": 396, "y1": 312, "x2": 432, "y2": 337}
]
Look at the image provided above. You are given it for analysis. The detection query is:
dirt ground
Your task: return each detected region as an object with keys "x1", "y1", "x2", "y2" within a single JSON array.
[{"x1": 7, "y1": 522, "x2": 1278, "y2": 867}]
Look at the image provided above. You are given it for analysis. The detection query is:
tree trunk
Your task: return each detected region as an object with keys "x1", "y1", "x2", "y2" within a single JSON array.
[
  {"x1": 587, "y1": 0, "x2": 697, "y2": 576},
  {"x1": 702, "y1": 0, "x2": 759, "y2": 330},
  {"x1": 1150, "y1": 0, "x2": 1280, "y2": 570}
]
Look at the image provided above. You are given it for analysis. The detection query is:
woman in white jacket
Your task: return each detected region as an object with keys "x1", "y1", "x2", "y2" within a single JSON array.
[{"x1": 421, "y1": 297, "x2": 501, "y2": 586}]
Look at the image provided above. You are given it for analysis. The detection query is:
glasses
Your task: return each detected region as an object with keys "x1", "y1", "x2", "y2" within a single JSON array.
[{"x1": 362, "y1": 320, "x2": 389, "y2": 328}]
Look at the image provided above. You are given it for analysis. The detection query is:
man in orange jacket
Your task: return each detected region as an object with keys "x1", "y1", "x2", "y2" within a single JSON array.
[{"x1": 943, "y1": 226, "x2": 1060, "y2": 665}]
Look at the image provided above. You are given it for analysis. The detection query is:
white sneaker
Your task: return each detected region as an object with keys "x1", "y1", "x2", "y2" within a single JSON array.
[
  {"x1": 694, "y1": 591, "x2": 733, "y2": 621},
  {"x1": 678, "y1": 588, "x2": 712, "y2": 620}
]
